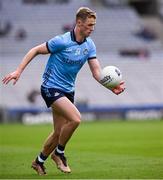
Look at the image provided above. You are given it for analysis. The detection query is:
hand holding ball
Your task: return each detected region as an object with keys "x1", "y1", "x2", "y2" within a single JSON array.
[{"x1": 100, "y1": 66, "x2": 122, "y2": 89}]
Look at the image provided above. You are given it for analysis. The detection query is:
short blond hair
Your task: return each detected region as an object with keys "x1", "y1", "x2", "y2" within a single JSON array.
[{"x1": 76, "y1": 7, "x2": 96, "y2": 22}]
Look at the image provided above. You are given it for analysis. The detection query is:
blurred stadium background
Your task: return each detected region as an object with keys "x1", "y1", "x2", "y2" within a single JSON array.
[{"x1": 0, "y1": 0, "x2": 163, "y2": 124}]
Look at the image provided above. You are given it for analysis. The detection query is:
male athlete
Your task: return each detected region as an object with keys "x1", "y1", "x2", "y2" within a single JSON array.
[{"x1": 2, "y1": 7, "x2": 125, "y2": 175}]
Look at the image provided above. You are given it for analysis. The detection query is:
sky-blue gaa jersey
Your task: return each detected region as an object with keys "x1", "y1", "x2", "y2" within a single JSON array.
[{"x1": 42, "y1": 30, "x2": 96, "y2": 93}]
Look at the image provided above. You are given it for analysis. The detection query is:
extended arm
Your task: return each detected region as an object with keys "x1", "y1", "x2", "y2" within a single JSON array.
[
  {"x1": 88, "y1": 58, "x2": 125, "y2": 95},
  {"x1": 2, "y1": 43, "x2": 49, "y2": 85}
]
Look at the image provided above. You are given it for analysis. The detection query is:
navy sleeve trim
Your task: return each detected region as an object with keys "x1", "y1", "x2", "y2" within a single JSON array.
[
  {"x1": 46, "y1": 42, "x2": 51, "y2": 53},
  {"x1": 88, "y1": 56, "x2": 96, "y2": 60}
]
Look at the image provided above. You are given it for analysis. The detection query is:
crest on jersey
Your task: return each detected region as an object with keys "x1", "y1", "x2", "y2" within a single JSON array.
[{"x1": 83, "y1": 48, "x2": 88, "y2": 55}]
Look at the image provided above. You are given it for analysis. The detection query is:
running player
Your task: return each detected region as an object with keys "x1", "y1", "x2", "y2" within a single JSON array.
[{"x1": 2, "y1": 7, "x2": 125, "y2": 175}]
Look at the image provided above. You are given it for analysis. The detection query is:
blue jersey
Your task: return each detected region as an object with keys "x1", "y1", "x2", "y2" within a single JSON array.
[{"x1": 42, "y1": 30, "x2": 96, "y2": 93}]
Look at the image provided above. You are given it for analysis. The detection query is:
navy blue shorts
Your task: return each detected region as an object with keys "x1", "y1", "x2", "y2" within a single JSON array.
[{"x1": 41, "y1": 85, "x2": 74, "y2": 108}]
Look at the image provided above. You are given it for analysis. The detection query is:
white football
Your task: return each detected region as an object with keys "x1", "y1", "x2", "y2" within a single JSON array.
[{"x1": 100, "y1": 66, "x2": 122, "y2": 88}]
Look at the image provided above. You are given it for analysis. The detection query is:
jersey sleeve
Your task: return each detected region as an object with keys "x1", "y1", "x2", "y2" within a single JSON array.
[
  {"x1": 46, "y1": 35, "x2": 65, "y2": 53},
  {"x1": 88, "y1": 40, "x2": 96, "y2": 60}
]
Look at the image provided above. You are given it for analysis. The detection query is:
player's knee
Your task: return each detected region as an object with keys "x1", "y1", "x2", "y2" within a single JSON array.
[
  {"x1": 72, "y1": 113, "x2": 81, "y2": 126},
  {"x1": 74, "y1": 118, "x2": 81, "y2": 126}
]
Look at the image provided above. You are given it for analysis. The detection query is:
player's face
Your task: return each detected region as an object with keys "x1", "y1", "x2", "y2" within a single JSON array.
[{"x1": 79, "y1": 17, "x2": 96, "y2": 38}]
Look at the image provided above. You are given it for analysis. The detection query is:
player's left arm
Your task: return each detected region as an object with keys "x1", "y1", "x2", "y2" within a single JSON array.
[{"x1": 88, "y1": 58, "x2": 125, "y2": 95}]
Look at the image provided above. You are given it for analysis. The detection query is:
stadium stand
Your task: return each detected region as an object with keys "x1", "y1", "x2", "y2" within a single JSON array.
[
  {"x1": 1, "y1": 55, "x2": 163, "y2": 108},
  {"x1": 0, "y1": 0, "x2": 163, "y2": 54},
  {"x1": 0, "y1": 0, "x2": 163, "y2": 120}
]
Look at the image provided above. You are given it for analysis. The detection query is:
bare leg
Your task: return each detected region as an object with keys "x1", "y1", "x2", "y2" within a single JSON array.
[
  {"x1": 41, "y1": 96, "x2": 81, "y2": 156},
  {"x1": 31, "y1": 107, "x2": 69, "y2": 175},
  {"x1": 32, "y1": 96, "x2": 81, "y2": 174},
  {"x1": 41, "y1": 111, "x2": 68, "y2": 156},
  {"x1": 49, "y1": 97, "x2": 81, "y2": 173},
  {"x1": 51, "y1": 97, "x2": 81, "y2": 147}
]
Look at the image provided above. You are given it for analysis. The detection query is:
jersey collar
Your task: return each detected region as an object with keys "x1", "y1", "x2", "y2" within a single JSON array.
[{"x1": 70, "y1": 29, "x2": 87, "y2": 45}]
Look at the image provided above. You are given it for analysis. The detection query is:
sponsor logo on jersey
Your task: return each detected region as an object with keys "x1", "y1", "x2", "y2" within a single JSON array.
[{"x1": 62, "y1": 57, "x2": 83, "y2": 65}]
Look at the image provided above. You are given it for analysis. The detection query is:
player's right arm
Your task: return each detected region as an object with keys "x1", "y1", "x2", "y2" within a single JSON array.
[
  {"x1": 88, "y1": 58, "x2": 125, "y2": 95},
  {"x1": 2, "y1": 43, "x2": 49, "y2": 85}
]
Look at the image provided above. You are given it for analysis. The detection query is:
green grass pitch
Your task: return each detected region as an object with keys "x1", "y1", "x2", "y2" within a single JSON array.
[{"x1": 0, "y1": 120, "x2": 163, "y2": 179}]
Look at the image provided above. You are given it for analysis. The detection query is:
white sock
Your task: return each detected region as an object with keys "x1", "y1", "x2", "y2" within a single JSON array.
[
  {"x1": 38, "y1": 155, "x2": 45, "y2": 163},
  {"x1": 56, "y1": 147, "x2": 64, "y2": 154}
]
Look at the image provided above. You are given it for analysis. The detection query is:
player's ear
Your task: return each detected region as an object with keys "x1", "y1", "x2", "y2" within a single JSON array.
[{"x1": 76, "y1": 19, "x2": 82, "y2": 27}]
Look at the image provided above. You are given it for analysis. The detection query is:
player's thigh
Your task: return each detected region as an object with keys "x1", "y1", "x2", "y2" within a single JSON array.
[{"x1": 51, "y1": 96, "x2": 81, "y2": 123}]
